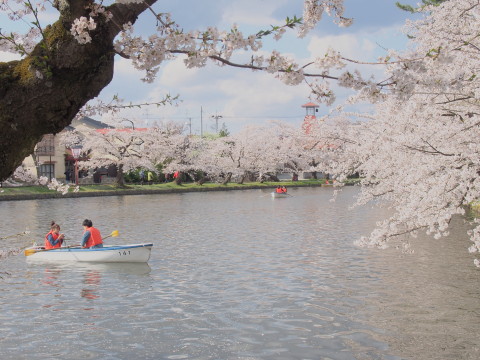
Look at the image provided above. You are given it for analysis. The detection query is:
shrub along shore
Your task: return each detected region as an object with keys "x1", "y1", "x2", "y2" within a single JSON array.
[{"x1": 0, "y1": 179, "x2": 347, "y2": 202}]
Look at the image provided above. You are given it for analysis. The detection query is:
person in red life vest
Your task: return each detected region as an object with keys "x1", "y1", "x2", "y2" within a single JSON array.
[
  {"x1": 44, "y1": 221, "x2": 65, "y2": 249},
  {"x1": 281, "y1": 186, "x2": 287, "y2": 193},
  {"x1": 81, "y1": 219, "x2": 103, "y2": 249},
  {"x1": 275, "y1": 186, "x2": 282, "y2": 193}
]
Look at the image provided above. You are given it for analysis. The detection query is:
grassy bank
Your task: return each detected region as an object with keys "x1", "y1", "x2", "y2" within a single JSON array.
[
  {"x1": 470, "y1": 201, "x2": 480, "y2": 216},
  {"x1": 0, "y1": 179, "x2": 347, "y2": 201}
]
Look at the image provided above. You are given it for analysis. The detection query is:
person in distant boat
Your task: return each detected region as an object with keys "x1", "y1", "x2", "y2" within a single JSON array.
[
  {"x1": 81, "y1": 219, "x2": 103, "y2": 249},
  {"x1": 275, "y1": 186, "x2": 283, "y2": 193},
  {"x1": 45, "y1": 221, "x2": 65, "y2": 249},
  {"x1": 281, "y1": 186, "x2": 287, "y2": 193}
]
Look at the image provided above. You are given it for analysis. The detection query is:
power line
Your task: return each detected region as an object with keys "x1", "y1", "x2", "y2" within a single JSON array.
[
  {"x1": 222, "y1": 115, "x2": 301, "y2": 119},
  {"x1": 142, "y1": 115, "x2": 301, "y2": 120}
]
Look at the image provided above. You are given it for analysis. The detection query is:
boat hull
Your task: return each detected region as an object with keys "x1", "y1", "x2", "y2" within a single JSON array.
[
  {"x1": 25, "y1": 243, "x2": 153, "y2": 263},
  {"x1": 271, "y1": 191, "x2": 289, "y2": 198}
]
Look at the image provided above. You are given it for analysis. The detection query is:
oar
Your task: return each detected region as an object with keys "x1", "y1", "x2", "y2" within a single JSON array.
[
  {"x1": 0, "y1": 231, "x2": 29, "y2": 240},
  {"x1": 102, "y1": 230, "x2": 119, "y2": 241},
  {"x1": 24, "y1": 244, "x2": 78, "y2": 256},
  {"x1": 24, "y1": 230, "x2": 119, "y2": 256}
]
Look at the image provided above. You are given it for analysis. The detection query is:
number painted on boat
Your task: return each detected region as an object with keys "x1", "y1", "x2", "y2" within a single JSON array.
[{"x1": 118, "y1": 250, "x2": 131, "y2": 256}]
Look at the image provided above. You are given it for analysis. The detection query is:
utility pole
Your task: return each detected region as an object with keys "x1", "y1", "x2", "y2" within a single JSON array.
[
  {"x1": 188, "y1": 117, "x2": 192, "y2": 135},
  {"x1": 211, "y1": 112, "x2": 223, "y2": 133},
  {"x1": 200, "y1": 107, "x2": 203, "y2": 137}
]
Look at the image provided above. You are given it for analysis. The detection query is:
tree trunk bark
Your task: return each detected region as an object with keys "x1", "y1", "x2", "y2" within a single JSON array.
[
  {"x1": 196, "y1": 177, "x2": 206, "y2": 185},
  {"x1": 0, "y1": 0, "x2": 157, "y2": 182},
  {"x1": 196, "y1": 174, "x2": 209, "y2": 185},
  {"x1": 222, "y1": 172, "x2": 232, "y2": 185},
  {"x1": 237, "y1": 174, "x2": 246, "y2": 184},
  {"x1": 268, "y1": 173, "x2": 280, "y2": 182},
  {"x1": 114, "y1": 164, "x2": 126, "y2": 188}
]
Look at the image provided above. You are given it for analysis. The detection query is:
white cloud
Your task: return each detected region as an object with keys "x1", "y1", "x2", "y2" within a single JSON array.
[
  {"x1": 308, "y1": 21, "x2": 411, "y2": 62},
  {"x1": 114, "y1": 57, "x2": 146, "y2": 79},
  {"x1": 158, "y1": 57, "x2": 200, "y2": 87},
  {"x1": 38, "y1": 6, "x2": 59, "y2": 25},
  {"x1": 220, "y1": 0, "x2": 289, "y2": 27},
  {"x1": 219, "y1": 72, "x2": 305, "y2": 114},
  {"x1": 305, "y1": 23, "x2": 411, "y2": 92},
  {"x1": 308, "y1": 33, "x2": 376, "y2": 61},
  {"x1": 122, "y1": 61, "x2": 309, "y2": 132}
]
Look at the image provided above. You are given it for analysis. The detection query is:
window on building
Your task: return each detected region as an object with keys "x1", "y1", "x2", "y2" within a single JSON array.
[
  {"x1": 36, "y1": 134, "x2": 55, "y2": 156},
  {"x1": 39, "y1": 164, "x2": 55, "y2": 180}
]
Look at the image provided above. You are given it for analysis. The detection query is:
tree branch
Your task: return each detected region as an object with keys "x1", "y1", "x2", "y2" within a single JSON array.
[
  {"x1": 168, "y1": 50, "x2": 340, "y2": 81},
  {"x1": 106, "y1": 0, "x2": 158, "y2": 40}
]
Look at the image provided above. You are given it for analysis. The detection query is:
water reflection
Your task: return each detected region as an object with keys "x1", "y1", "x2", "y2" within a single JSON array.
[
  {"x1": 27, "y1": 261, "x2": 152, "y2": 276},
  {"x1": 41, "y1": 268, "x2": 62, "y2": 288},
  {"x1": 81, "y1": 270, "x2": 101, "y2": 300}
]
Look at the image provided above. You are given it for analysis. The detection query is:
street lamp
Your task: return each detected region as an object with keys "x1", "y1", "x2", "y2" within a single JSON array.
[{"x1": 71, "y1": 146, "x2": 82, "y2": 185}]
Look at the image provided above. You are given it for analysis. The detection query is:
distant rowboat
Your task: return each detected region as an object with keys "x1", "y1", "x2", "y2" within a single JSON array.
[
  {"x1": 271, "y1": 191, "x2": 290, "y2": 198},
  {"x1": 24, "y1": 243, "x2": 153, "y2": 263}
]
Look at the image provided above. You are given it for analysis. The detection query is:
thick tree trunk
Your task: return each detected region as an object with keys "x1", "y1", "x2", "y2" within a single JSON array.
[
  {"x1": 309, "y1": 160, "x2": 318, "y2": 179},
  {"x1": 0, "y1": 0, "x2": 157, "y2": 181},
  {"x1": 114, "y1": 164, "x2": 126, "y2": 188},
  {"x1": 221, "y1": 172, "x2": 232, "y2": 185},
  {"x1": 237, "y1": 173, "x2": 246, "y2": 184},
  {"x1": 196, "y1": 177, "x2": 207, "y2": 185},
  {"x1": 267, "y1": 173, "x2": 280, "y2": 182},
  {"x1": 196, "y1": 173, "x2": 209, "y2": 185}
]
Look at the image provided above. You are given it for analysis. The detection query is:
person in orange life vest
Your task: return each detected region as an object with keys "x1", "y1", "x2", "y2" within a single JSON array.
[
  {"x1": 275, "y1": 186, "x2": 282, "y2": 193},
  {"x1": 81, "y1": 219, "x2": 103, "y2": 249},
  {"x1": 44, "y1": 221, "x2": 65, "y2": 249},
  {"x1": 281, "y1": 186, "x2": 287, "y2": 193}
]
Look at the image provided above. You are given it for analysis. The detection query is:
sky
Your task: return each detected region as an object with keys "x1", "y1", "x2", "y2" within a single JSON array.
[{"x1": 0, "y1": 0, "x2": 421, "y2": 134}]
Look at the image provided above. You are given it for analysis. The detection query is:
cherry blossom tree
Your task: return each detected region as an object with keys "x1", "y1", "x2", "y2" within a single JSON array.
[
  {"x1": 195, "y1": 135, "x2": 249, "y2": 185},
  {"x1": 274, "y1": 122, "x2": 318, "y2": 179},
  {"x1": 192, "y1": 123, "x2": 304, "y2": 184},
  {"x1": 308, "y1": 0, "x2": 480, "y2": 267},
  {"x1": 156, "y1": 133, "x2": 201, "y2": 185},
  {"x1": 62, "y1": 127, "x2": 157, "y2": 187},
  {"x1": 61, "y1": 120, "x2": 193, "y2": 187},
  {"x1": 396, "y1": 0, "x2": 447, "y2": 13},
  {"x1": 0, "y1": 0, "x2": 351, "y2": 182}
]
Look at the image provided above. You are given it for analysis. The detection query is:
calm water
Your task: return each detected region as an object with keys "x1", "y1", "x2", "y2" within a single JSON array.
[{"x1": 0, "y1": 187, "x2": 478, "y2": 360}]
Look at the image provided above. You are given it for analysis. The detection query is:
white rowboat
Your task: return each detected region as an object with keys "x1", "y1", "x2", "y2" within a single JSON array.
[
  {"x1": 24, "y1": 243, "x2": 153, "y2": 263},
  {"x1": 271, "y1": 191, "x2": 290, "y2": 198}
]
